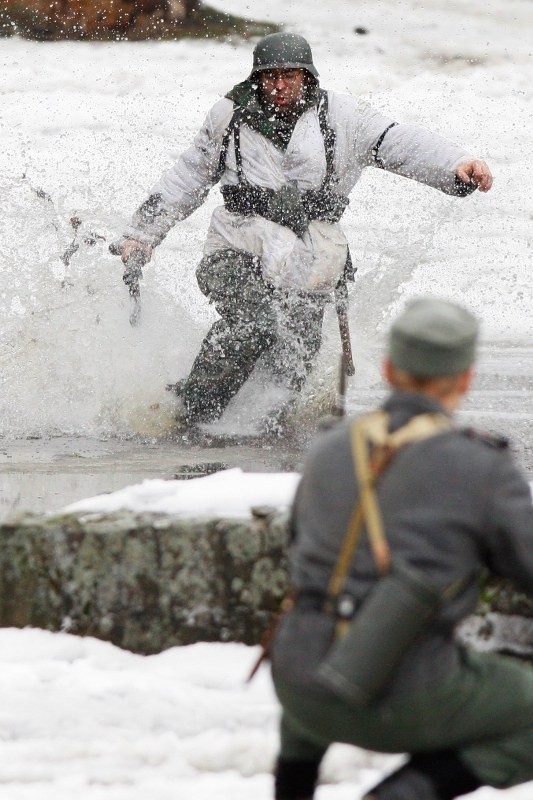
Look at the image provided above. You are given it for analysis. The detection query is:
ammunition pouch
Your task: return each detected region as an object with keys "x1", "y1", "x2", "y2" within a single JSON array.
[
  {"x1": 316, "y1": 560, "x2": 445, "y2": 706},
  {"x1": 221, "y1": 183, "x2": 270, "y2": 218},
  {"x1": 221, "y1": 182, "x2": 349, "y2": 237},
  {"x1": 301, "y1": 188, "x2": 349, "y2": 224},
  {"x1": 264, "y1": 184, "x2": 309, "y2": 237}
]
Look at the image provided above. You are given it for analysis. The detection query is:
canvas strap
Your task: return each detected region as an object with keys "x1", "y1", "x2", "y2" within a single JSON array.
[{"x1": 326, "y1": 411, "x2": 452, "y2": 603}]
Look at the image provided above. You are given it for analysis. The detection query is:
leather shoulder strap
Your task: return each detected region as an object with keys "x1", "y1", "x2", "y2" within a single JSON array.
[
  {"x1": 352, "y1": 411, "x2": 453, "y2": 574},
  {"x1": 327, "y1": 410, "x2": 453, "y2": 601},
  {"x1": 213, "y1": 105, "x2": 243, "y2": 184},
  {"x1": 361, "y1": 410, "x2": 452, "y2": 450}
]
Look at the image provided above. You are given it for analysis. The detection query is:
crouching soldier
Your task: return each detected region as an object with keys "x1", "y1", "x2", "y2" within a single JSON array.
[{"x1": 270, "y1": 297, "x2": 533, "y2": 799}]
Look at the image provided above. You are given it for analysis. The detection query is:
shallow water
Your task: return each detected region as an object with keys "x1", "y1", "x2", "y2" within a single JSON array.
[
  {"x1": 2, "y1": 343, "x2": 531, "y2": 520},
  {"x1": 0, "y1": 433, "x2": 304, "y2": 519}
]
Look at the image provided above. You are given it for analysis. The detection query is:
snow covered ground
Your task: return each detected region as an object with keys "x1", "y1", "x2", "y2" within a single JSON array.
[
  {"x1": 62, "y1": 467, "x2": 301, "y2": 516},
  {"x1": 0, "y1": 629, "x2": 401, "y2": 800},
  {"x1": 0, "y1": 629, "x2": 530, "y2": 800},
  {"x1": 1, "y1": 0, "x2": 533, "y2": 796}
]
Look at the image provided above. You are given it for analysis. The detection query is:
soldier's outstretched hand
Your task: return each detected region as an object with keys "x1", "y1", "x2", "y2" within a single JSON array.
[{"x1": 455, "y1": 159, "x2": 493, "y2": 192}]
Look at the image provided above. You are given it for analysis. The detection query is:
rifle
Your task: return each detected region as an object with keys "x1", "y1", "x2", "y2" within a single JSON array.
[
  {"x1": 334, "y1": 280, "x2": 355, "y2": 377},
  {"x1": 332, "y1": 353, "x2": 349, "y2": 418},
  {"x1": 109, "y1": 244, "x2": 148, "y2": 327},
  {"x1": 61, "y1": 216, "x2": 81, "y2": 267}
]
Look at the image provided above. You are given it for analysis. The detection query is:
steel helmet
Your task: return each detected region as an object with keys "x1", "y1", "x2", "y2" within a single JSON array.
[{"x1": 250, "y1": 33, "x2": 319, "y2": 78}]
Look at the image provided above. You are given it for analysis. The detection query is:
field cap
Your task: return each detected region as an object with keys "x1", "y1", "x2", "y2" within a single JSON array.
[{"x1": 388, "y1": 297, "x2": 479, "y2": 377}]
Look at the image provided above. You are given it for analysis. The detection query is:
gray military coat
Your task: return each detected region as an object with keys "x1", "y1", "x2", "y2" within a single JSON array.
[{"x1": 271, "y1": 391, "x2": 533, "y2": 698}]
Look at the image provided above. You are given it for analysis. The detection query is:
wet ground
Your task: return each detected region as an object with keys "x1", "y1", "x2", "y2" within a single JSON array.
[
  {"x1": 1, "y1": 345, "x2": 531, "y2": 520},
  {"x1": 0, "y1": 433, "x2": 304, "y2": 520}
]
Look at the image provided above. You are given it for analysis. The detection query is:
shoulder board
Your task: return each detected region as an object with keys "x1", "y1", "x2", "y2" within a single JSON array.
[{"x1": 461, "y1": 427, "x2": 509, "y2": 449}]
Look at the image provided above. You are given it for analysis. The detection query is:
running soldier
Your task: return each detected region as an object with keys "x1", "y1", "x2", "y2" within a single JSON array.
[{"x1": 112, "y1": 34, "x2": 492, "y2": 432}]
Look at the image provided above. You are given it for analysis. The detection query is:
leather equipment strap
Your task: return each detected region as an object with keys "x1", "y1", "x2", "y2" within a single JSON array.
[{"x1": 326, "y1": 411, "x2": 452, "y2": 600}]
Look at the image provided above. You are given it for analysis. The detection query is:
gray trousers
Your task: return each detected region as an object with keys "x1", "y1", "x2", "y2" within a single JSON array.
[
  {"x1": 274, "y1": 648, "x2": 533, "y2": 797},
  {"x1": 181, "y1": 250, "x2": 327, "y2": 422}
]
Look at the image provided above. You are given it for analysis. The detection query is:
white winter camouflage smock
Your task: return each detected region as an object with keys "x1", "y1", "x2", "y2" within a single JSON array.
[{"x1": 123, "y1": 90, "x2": 472, "y2": 294}]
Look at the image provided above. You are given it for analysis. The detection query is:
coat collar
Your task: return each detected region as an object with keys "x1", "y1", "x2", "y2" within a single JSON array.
[
  {"x1": 225, "y1": 79, "x2": 320, "y2": 150},
  {"x1": 382, "y1": 391, "x2": 452, "y2": 432}
]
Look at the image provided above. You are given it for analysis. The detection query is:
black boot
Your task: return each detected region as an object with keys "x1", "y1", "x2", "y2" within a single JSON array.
[
  {"x1": 363, "y1": 750, "x2": 482, "y2": 800},
  {"x1": 274, "y1": 757, "x2": 321, "y2": 800}
]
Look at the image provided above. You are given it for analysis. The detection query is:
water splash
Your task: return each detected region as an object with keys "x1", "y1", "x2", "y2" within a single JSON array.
[{"x1": 0, "y1": 175, "x2": 204, "y2": 438}]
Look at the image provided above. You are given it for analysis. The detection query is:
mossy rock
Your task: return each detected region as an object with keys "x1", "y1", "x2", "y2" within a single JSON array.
[
  {"x1": 0, "y1": 510, "x2": 290, "y2": 654},
  {"x1": 481, "y1": 576, "x2": 533, "y2": 618}
]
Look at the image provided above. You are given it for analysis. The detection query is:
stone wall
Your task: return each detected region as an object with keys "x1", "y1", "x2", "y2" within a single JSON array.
[
  {"x1": 1, "y1": 510, "x2": 532, "y2": 658},
  {"x1": 0, "y1": 509, "x2": 289, "y2": 654}
]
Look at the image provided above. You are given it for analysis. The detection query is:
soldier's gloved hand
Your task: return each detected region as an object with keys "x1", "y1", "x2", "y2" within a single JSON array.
[
  {"x1": 109, "y1": 240, "x2": 152, "y2": 289},
  {"x1": 108, "y1": 241, "x2": 150, "y2": 292},
  {"x1": 267, "y1": 185, "x2": 309, "y2": 237},
  {"x1": 118, "y1": 240, "x2": 152, "y2": 266},
  {"x1": 108, "y1": 239, "x2": 153, "y2": 265}
]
